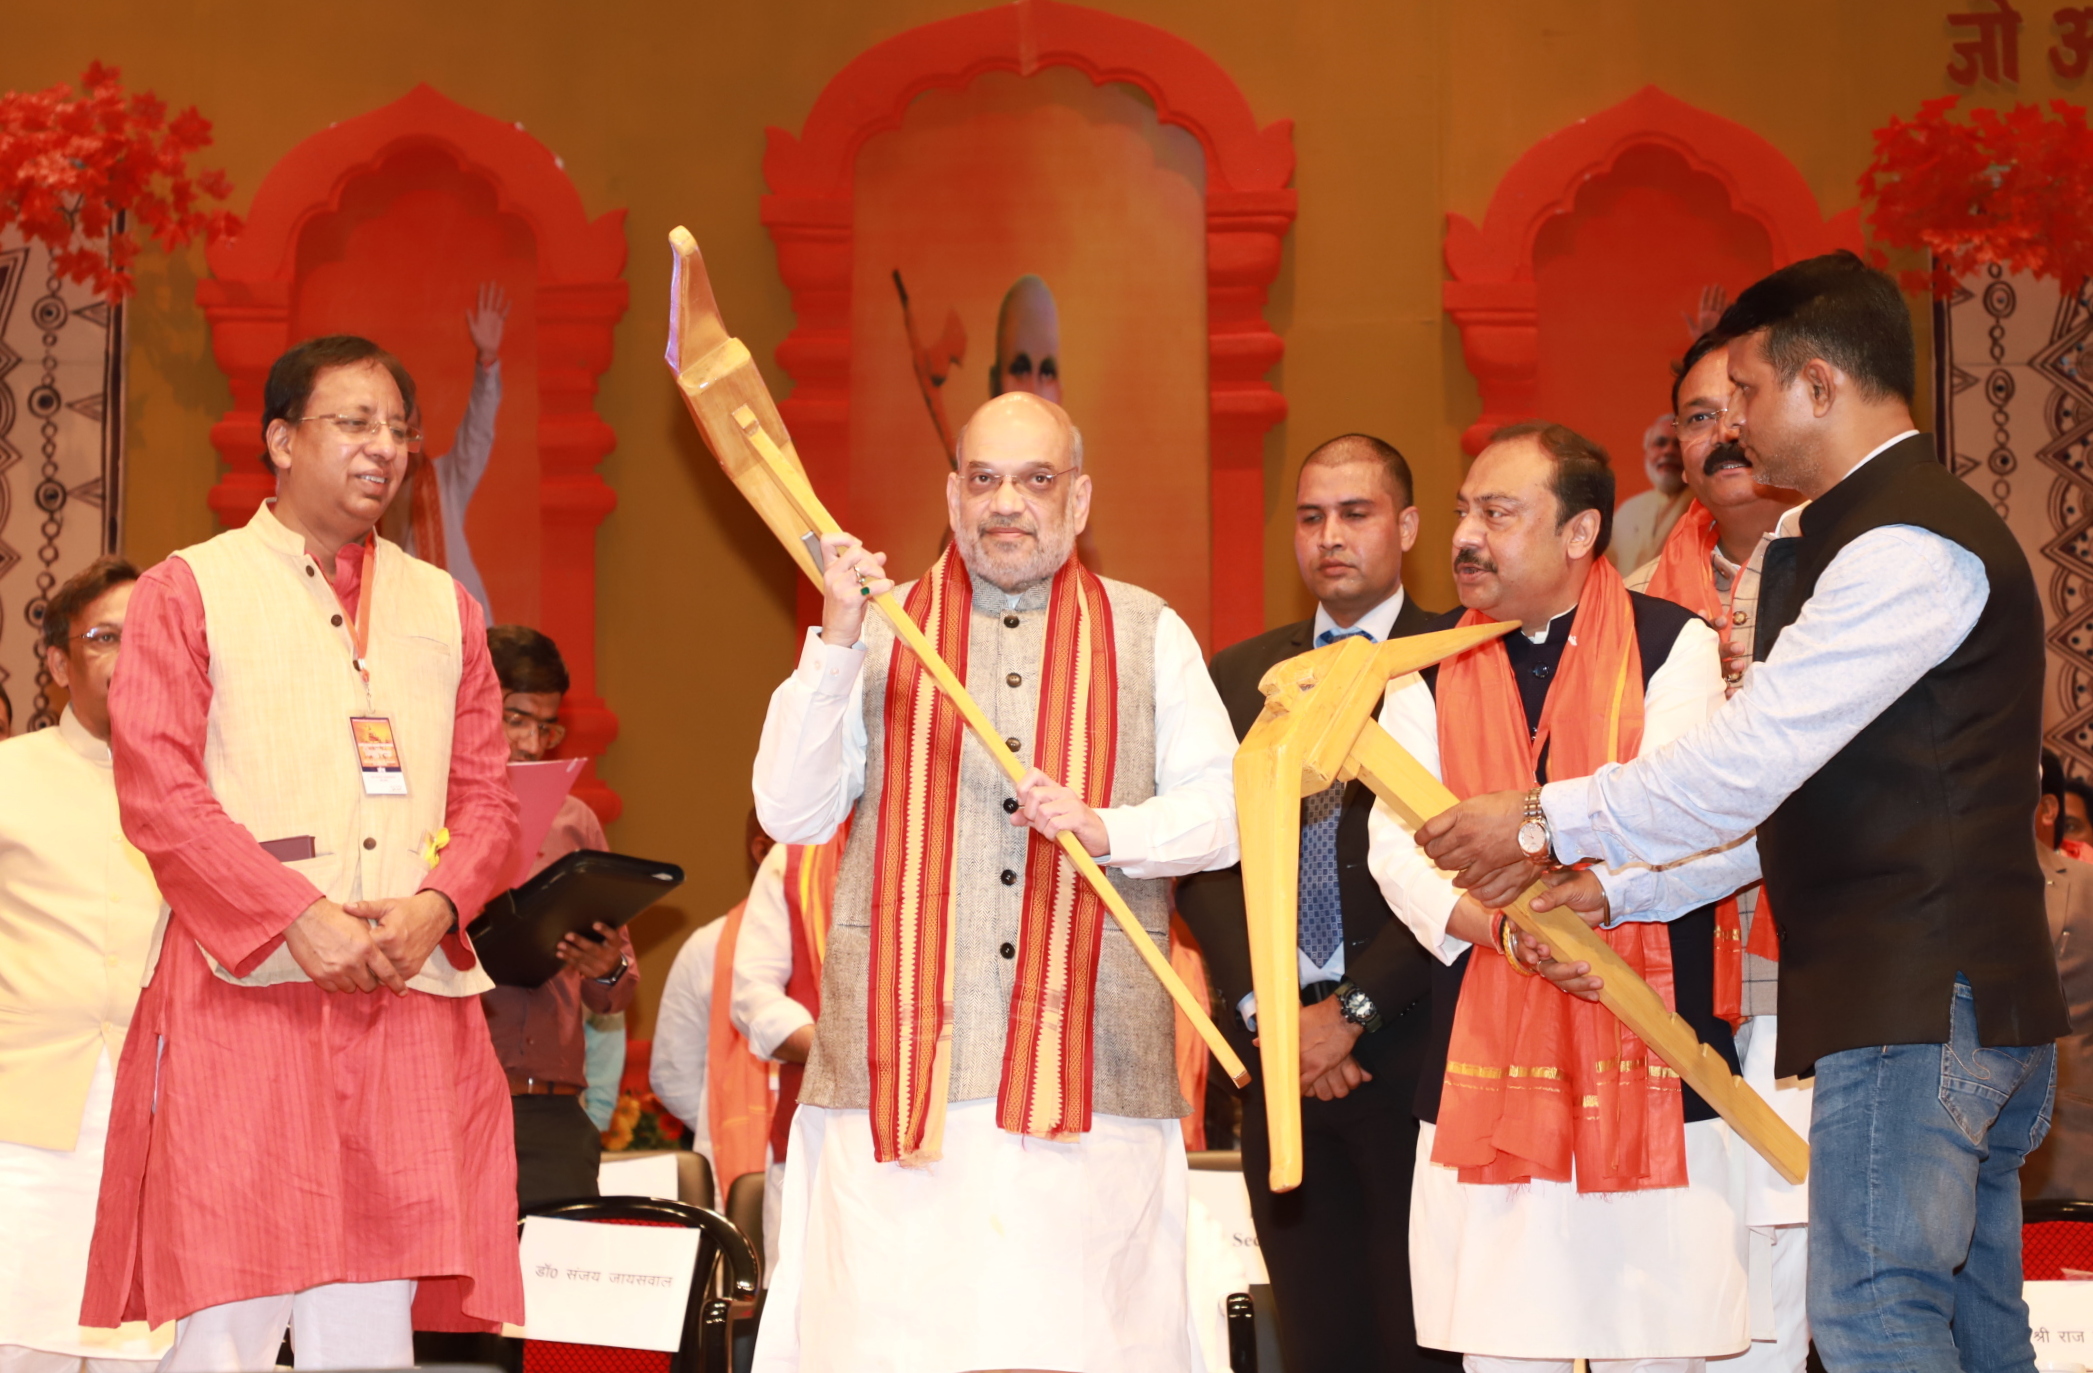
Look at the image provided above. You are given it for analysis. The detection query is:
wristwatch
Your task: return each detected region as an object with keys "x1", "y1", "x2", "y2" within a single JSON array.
[
  {"x1": 593, "y1": 956, "x2": 629, "y2": 987},
  {"x1": 1517, "y1": 786, "x2": 1558, "y2": 869},
  {"x1": 1332, "y1": 980, "x2": 1384, "y2": 1034}
]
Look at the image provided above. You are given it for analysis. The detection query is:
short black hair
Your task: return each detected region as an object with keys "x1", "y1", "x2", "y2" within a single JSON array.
[
  {"x1": 1716, "y1": 251, "x2": 1915, "y2": 404},
  {"x1": 260, "y1": 336, "x2": 417, "y2": 475},
  {"x1": 42, "y1": 555, "x2": 141, "y2": 653},
  {"x1": 2044, "y1": 750, "x2": 2068, "y2": 848},
  {"x1": 1301, "y1": 433, "x2": 1416, "y2": 509},
  {"x1": 1673, "y1": 329, "x2": 1730, "y2": 415},
  {"x1": 1486, "y1": 420, "x2": 1615, "y2": 558},
  {"x1": 487, "y1": 624, "x2": 570, "y2": 697},
  {"x1": 2070, "y1": 776, "x2": 2093, "y2": 828}
]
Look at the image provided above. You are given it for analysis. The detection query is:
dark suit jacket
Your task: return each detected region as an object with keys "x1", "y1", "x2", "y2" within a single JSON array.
[{"x1": 1176, "y1": 596, "x2": 1440, "y2": 1081}]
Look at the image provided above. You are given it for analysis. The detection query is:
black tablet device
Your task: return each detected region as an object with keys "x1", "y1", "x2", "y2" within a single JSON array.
[{"x1": 467, "y1": 848, "x2": 685, "y2": 989}]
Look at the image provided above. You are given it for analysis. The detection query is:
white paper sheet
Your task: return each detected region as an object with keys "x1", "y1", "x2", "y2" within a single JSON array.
[
  {"x1": 1185, "y1": 1166, "x2": 1268, "y2": 1284},
  {"x1": 518, "y1": 1215, "x2": 701, "y2": 1352},
  {"x1": 599, "y1": 1150, "x2": 683, "y2": 1202}
]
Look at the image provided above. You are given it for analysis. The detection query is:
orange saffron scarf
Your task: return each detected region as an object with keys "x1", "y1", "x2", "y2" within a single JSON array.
[
  {"x1": 706, "y1": 901, "x2": 772, "y2": 1189},
  {"x1": 1432, "y1": 556, "x2": 1687, "y2": 1193},
  {"x1": 1642, "y1": 502, "x2": 1780, "y2": 1029},
  {"x1": 869, "y1": 544, "x2": 1118, "y2": 1165}
]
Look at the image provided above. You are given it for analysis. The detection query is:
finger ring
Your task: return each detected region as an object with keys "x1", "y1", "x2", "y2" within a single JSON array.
[{"x1": 854, "y1": 566, "x2": 871, "y2": 586}]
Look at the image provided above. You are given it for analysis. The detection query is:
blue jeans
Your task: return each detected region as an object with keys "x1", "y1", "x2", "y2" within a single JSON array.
[{"x1": 1808, "y1": 977, "x2": 2056, "y2": 1373}]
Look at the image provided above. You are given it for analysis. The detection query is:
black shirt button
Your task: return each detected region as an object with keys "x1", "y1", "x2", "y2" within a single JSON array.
[
  {"x1": 1006, "y1": 673, "x2": 1022, "y2": 688},
  {"x1": 1005, "y1": 737, "x2": 1022, "y2": 754},
  {"x1": 1003, "y1": 614, "x2": 1020, "y2": 628},
  {"x1": 331, "y1": 614, "x2": 344, "y2": 627},
  {"x1": 1000, "y1": 942, "x2": 1016, "y2": 959},
  {"x1": 1003, "y1": 797, "x2": 1019, "y2": 814},
  {"x1": 305, "y1": 564, "x2": 316, "y2": 578},
  {"x1": 363, "y1": 837, "x2": 377, "y2": 850},
  {"x1": 1529, "y1": 663, "x2": 1551, "y2": 679},
  {"x1": 1000, "y1": 869, "x2": 1018, "y2": 886}
]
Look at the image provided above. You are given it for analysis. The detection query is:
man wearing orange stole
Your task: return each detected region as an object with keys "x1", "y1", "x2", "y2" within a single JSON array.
[
  {"x1": 1623, "y1": 333, "x2": 1810, "y2": 1373},
  {"x1": 748, "y1": 392, "x2": 1240, "y2": 1373},
  {"x1": 1367, "y1": 421, "x2": 1750, "y2": 1369}
]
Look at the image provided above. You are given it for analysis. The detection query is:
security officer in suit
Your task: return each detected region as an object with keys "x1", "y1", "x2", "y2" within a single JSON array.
[{"x1": 1178, "y1": 434, "x2": 1456, "y2": 1373}]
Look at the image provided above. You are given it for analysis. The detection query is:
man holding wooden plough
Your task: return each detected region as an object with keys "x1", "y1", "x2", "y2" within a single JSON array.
[
  {"x1": 1422, "y1": 254, "x2": 2068, "y2": 1373},
  {"x1": 745, "y1": 391, "x2": 1241, "y2": 1373}
]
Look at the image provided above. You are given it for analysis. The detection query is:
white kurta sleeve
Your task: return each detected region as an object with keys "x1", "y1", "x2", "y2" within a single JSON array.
[
  {"x1": 1366, "y1": 671, "x2": 1468, "y2": 965},
  {"x1": 1095, "y1": 607, "x2": 1242, "y2": 878},
  {"x1": 649, "y1": 917, "x2": 721, "y2": 1139},
  {"x1": 752, "y1": 627, "x2": 869, "y2": 844},
  {"x1": 729, "y1": 844, "x2": 813, "y2": 1061}
]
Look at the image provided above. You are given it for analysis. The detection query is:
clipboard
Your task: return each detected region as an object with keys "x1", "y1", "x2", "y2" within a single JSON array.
[{"x1": 468, "y1": 849, "x2": 684, "y2": 989}]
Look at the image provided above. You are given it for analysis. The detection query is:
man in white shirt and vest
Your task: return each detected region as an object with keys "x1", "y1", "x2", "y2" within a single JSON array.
[
  {"x1": 0, "y1": 557, "x2": 167, "y2": 1373},
  {"x1": 86, "y1": 335, "x2": 523, "y2": 1372},
  {"x1": 748, "y1": 391, "x2": 1240, "y2": 1373}
]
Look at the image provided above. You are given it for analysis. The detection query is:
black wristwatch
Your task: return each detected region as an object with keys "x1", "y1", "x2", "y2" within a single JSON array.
[
  {"x1": 592, "y1": 956, "x2": 629, "y2": 987},
  {"x1": 1332, "y1": 979, "x2": 1384, "y2": 1034}
]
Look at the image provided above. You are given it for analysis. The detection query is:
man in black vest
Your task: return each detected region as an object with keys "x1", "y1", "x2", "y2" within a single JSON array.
[
  {"x1": 1178, "y1": 434, "x2": 1450, "y2": 1373},
  {"x1": 1418, "y1": 252, "x2": 2069, "y2": 1373}
]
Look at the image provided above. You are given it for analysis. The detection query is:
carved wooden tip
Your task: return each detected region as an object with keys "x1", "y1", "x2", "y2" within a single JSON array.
[
  {"x1": 1231, "y1": 1071, "x2": 1252, "y2": 1088},
  {"x1": 732, "y1": 405, "x2": 760, "y2": 436},
  {"x1": 668, "y1": 225, "x2": 697, "y2": 255}
]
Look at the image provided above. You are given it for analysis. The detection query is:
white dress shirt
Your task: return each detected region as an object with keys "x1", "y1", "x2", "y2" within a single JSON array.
[
  {"x1": 1544, "y1": 432, "x2": 1991, "y2": 907},
  {"x1": 1369, "y1": 607, "x2": 1726, "y2": 957},
  {"x1": 649, "y1": 913, "x2": 728, "y2": 1165},
  {"x1": 753, "y1": 594, "x2": 1240, "y2": 877},
  {"x1": 729, "y1": 844, "x2": 811, "y2": 1062}
]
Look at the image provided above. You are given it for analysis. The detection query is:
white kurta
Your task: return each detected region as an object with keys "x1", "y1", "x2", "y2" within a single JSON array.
[
  {"x1": 0, "y1": 709, "x2": 168, "y2": 1366},
  {"x1": 755, "y1": 1101, "x2": 1197, "y2": 1373},
  {"x1": 747, "y1": 589, "x2": 1238, "y2": 1373},
  {"x1": 1367, "y1": 611, "x2": 1753, "y2": 1359}
]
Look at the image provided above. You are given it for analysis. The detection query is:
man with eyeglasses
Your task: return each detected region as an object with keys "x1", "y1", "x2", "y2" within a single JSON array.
[
  {"x1": 480, "y1": 624, "x2": 636, "y2": 1208},
  {"x1": 85, "y1": 335, "x2": 523, "y2": 1371},
  {"x1": 1622, "y1": 331, "x2": 1810, "y2": 1373},
  {"x1": 748, "y1": 390, "x2": 1240, "y2": 1373},
  {"x1": 0, "y1": 556, "x2": 171, "y2": 1373}
]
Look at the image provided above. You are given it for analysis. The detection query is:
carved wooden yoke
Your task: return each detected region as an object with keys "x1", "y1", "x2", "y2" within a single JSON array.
[{"x1": 1236, "y1": 628, "x2": 1808, "y2": 1193}]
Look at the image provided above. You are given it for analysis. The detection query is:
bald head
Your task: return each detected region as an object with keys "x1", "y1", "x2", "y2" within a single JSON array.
[
  {"x1": 956, "y1": 391, "x2": 1083, "y2": 470},
  {"x1": 992, "y1": 275, "x2": 1063, "y2": 404}
]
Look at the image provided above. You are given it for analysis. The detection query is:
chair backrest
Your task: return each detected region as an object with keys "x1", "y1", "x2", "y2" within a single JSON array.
[
  {"x1": 519, "y1": 1196, "x2": 759, "y2": 1373},
  {"x1": 723, "y1": 1172, "x2": 767, "y2": 1280},
  {"x1": 2024, "y1": 1198, "x2": 2093, "y2": 1279}
]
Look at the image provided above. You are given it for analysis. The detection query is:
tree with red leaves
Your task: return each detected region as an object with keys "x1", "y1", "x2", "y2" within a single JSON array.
[
  {"x1": 0, "y1": 62, "x2": 239, "y2": 301},
  {"x1": 1861, "y1": 95, "x2": 2093, "y2": 299}
]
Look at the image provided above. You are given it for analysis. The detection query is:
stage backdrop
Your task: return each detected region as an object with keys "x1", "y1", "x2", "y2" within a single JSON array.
[
  {"x1": 848, "y1": 66, "x2": 1212, "y2": 644},
  {"x1": 1938, "y1": 265, "x2": 2093, "y2": 776},
  {"x1": 0, "y1": 230, "x2": 124, "y2": 732}
]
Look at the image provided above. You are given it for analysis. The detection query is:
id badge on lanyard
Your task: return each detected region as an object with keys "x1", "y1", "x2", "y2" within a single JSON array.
[{"x1": 344, "y1": 535, "x2": 407, "y2": 797}]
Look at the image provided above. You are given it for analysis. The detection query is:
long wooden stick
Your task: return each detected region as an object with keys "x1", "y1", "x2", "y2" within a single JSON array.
[
  {"x1": 661, "y1": 226, "x2": 1249, "y2": 1090},
  {"x1": 732, "y1": 407, "x2": 1251, "y2": 1089},
  {"x1": 1347, "y1": 723, "x2": 1809, "y2": 1185}
]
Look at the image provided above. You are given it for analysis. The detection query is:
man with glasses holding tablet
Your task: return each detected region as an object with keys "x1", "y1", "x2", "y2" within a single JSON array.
[{"x1": 84, "y1": 336, "x2": 523, "y2": 1371}]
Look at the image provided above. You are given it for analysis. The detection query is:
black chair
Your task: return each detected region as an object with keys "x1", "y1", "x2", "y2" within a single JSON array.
[
  {"x1": 722, "y1": 1171, "x2": 767, "y2": 1279},
  {"x1": 519, "y1": 1195, "x2": 760, "y2": 1373}
]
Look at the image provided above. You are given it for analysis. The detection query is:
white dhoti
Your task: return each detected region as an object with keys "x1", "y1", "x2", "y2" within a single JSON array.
[
  {"x1": 1711, "y1": 1016, "x2": 1813, "y2": 1373},
  {"x1": 1410, "y1": 1117, "x2": 1750, "y2": 1361},
  {"x1": 0, "y1": 1053, "x2": 167, "y2": 1371},
  {"x1": 752, "y1": 1099, "x2": 1198, "y2": 1373}
]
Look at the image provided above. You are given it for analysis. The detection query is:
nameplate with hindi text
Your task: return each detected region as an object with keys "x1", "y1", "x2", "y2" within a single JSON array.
[{"x1": 517, "y1": 1215, "x2": 700, "y2": 1351}]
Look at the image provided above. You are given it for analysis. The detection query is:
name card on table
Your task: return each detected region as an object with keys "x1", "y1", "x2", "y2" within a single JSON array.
[
  {"x1": 518, "y1": 1215, "x2": 700, "y2": 1352},
  {"x1": 599, "y1": 1150, "x2": 683, "y2": 1202},
  {"x1": 2029, "y1": 1280, "x2": 2093, "y2": 1369}
]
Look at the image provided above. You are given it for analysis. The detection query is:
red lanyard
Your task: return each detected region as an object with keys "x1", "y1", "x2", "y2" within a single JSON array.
[{"x1": 350, "y1": 533, "x2": 377, "y2": 687}]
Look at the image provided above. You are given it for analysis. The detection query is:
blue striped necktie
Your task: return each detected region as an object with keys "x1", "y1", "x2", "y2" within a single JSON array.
[{"x1": 1298, "y1": 626, "x2": 1371, "y2": 966}]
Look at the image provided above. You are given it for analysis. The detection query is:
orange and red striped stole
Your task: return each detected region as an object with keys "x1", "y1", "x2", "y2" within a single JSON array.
[
  {"x1": 771, "y1": 831, "x2": 843, "y2": 1161},
  {"x1": 1432, "y1": 556, "x2": 1688, "y2": 1193},
  {"x1": 1642, "y1": 501, "x2": 1778, "y2": 1028},
  {"x1": 707, "y1": 901, "x2": 773, "y2": 1188},
  {"x1": 867, "y1": 544, "x2": 1119, "y2": 1164}
]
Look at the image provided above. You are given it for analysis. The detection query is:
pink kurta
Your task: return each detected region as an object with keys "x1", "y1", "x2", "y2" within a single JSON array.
[{"x1": 83, "y1": 545, "x2": 523, "y2": 1332}]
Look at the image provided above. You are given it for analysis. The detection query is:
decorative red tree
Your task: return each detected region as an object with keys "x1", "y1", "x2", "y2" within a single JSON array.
[
  {"x1": 0, "y1": 62, "x2": 239, "y2": 300},
  {"x1": 1861, "y1": 95, "x2": 2093, "y2": 297}
]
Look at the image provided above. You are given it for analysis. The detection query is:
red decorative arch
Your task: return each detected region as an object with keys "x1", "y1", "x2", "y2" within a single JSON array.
[
  {"x1": 760, "y1": 0, "x2": 1295, "y2": 649},
  {"x1": 195, "y1": 84, "x2": 628, "y2": 819},
  {"x1": 1444, "y1": 85, "x2": 1864, "y2": 455}
]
